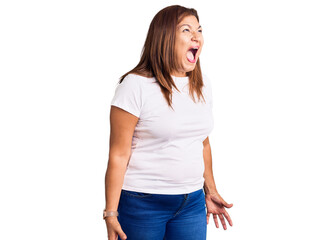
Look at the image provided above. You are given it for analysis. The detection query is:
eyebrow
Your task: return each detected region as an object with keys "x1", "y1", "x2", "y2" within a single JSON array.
[{"x1": 179, "y1": 24, "x2": 202, "y2": 29}]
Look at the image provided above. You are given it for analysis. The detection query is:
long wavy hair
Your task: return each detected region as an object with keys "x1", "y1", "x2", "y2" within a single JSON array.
[{"x1": 118, "y1": 5, "x2": 206, "y2": 109}]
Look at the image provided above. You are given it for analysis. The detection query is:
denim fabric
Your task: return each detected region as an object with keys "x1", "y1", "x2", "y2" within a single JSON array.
[{"x1": 117, "y1": 188, "x2": 207, "y2": 240}]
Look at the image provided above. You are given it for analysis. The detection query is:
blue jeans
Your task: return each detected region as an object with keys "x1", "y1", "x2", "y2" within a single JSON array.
[{"x1": 117, "y1": 188, "x2": 207, "y2": 240}]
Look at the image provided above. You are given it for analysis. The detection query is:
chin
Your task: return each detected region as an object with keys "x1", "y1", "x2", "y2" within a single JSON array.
[
  {"x1": 186, "y1": 65, "x2": 196, "y2": 72},
  {"x1": 183, "y1": 64, "x2": 195, "y2": 70}
]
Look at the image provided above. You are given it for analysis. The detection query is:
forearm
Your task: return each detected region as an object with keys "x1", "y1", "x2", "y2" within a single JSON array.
[
  {"x1": 203, "y1": 142, "x2": 218, "y2": 195},
  {"x1": 105, "y1": 158, "x2": 128, "y2": 211}
]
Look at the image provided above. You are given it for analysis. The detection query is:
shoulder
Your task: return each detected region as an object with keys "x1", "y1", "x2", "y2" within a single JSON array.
[
  {"x1": 116, "y1": 74, "x2": 145, "y2": 92},
  {"x1": 121, "y1": 73, "x2": 155, "y2": 86},
  {"x1": 114, "y1": 73, "x2": 156, "y2": 102}
]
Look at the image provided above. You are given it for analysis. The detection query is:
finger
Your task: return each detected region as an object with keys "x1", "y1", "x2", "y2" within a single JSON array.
[
  {"x1": 212, "y1": 195, "x2": 233, "y2": 209},
  {"x1": 109, "y1": 234, "x2": 116, "y2": 240},
  {"x1": 225, "y1": 202, "x2": 233, "y2": 208},
  {"x1": 117, "y1": 228, "x2": 127, "y2": 240},
  {"x1": 108, "y1": 232, "x2": 117, "y2": 240},
  {"x1": 207, "y1": 212, "x2": 210, "y2": 224},
  {"x1": 213, "y1": 214, "x2": 219, "y2": 228},
  {"x1": 222, "y1": 200, "x2": 233, "y2": 208},
  {"x1": 222, "y1": 209, "x2": 233, "y2": 226},
  {"x1": 217, "y1": 213, "x2": 227, "y2": 230}
]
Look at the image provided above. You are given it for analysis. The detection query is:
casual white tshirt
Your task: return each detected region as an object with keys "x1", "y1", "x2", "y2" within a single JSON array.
[{"x1": 110, "y1": 73, "x2": 214, "y2": 194}]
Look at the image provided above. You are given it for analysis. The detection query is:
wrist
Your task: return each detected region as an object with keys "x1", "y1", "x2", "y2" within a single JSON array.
[
  {"x1": 203, "y1": 185, "x2": 218, "y2": 195},
  {"x1": 103, "y1": 209, "x2": 119, "y2": 220}
]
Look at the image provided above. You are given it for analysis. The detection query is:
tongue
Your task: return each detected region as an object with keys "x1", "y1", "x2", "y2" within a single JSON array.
[{"x1": 187, "y1": 50, "x2": 194, "y2": 61}]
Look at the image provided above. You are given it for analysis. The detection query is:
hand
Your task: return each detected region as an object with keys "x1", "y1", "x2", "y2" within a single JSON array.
[
  {"x1": 205, "y1": 191, "x2": 233, "y2": 230},
  {"x1": 105, "y1": 217, "x2": 127, "y2": 240}
]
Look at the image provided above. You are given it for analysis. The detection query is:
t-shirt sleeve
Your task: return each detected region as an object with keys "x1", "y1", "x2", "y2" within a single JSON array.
[{"x1": 110, "y1": 75, "x2": 142, "y2": 118}]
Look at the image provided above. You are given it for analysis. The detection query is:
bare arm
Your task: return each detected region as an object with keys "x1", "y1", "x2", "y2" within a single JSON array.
[
  {"x1": 203, "y1": 136, "x2": 233, "y2": 230},
  {"x1": 105, "y1": 106, "x2": 139, "y2": 211},
  {"x1": 203, "y1": 136, "x2": 218, "y2": 195}
]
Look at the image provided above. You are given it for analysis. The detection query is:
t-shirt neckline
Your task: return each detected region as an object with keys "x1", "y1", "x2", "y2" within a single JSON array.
[{"x1": 171, "y1": 75, "x2": 189, "y2": 84}]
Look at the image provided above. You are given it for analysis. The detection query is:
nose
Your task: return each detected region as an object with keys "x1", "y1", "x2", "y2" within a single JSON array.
[{"x1": 191, "y1": 30, "x2": 201, "y2": 42}]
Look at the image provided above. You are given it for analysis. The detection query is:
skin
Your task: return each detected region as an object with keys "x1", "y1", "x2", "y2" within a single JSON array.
[
  {"x1": 203, "y1": 137, "x2": 233, "y2": 230},
  {"x1": 105, "y1": 107, "x2": 138, "y2": 240},
  {"x1": 172, "y1": 15, "x2": 204, "y2": 77},
  {"x1": 105, "y1": 15, "x2": 233, "y2": 240}
]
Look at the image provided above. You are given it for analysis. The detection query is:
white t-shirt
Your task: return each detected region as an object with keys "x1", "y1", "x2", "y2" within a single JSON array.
[{"x1": 110, "y1": 73, "x2": 214, "y2": 194}]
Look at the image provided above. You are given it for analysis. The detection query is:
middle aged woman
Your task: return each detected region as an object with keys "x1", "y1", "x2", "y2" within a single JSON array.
[{"x1": 104, "y1": 5, "x2": 233, "y2": 240}]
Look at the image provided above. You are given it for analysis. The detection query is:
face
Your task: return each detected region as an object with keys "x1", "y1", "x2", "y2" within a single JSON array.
[{"x1": 172, "y1": 15, "x2": 204, "y2": 77}]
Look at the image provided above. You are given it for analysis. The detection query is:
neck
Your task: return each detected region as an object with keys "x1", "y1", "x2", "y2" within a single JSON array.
[{"x1": 171, "y1": 70, "x2": 187, "y2": 77}]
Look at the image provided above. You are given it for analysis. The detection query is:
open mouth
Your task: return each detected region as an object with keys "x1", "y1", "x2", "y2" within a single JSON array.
[{"x1": 186, "y1": 46, "x2": 199, "y2": 63}]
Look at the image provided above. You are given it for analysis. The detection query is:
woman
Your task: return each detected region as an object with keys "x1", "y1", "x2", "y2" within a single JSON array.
[{"x1": 104, "y1": 5, "x2": 233, "y2": 240}]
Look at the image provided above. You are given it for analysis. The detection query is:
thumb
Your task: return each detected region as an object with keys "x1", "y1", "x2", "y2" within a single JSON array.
[
  {"x1": 117, "y1": 227, "x2": 127, "y2": 240},
  {"x1": 210, "y1": 194, "x2": 229, "y2": 207},
  {"x1": 224, "y1": 202, "x2": 233, "y2": 208}
]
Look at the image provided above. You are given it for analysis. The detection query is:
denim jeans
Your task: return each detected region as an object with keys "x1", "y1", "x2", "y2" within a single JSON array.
[{"x1": 117, "y1": 188, "x2": 207, "y2": 240}]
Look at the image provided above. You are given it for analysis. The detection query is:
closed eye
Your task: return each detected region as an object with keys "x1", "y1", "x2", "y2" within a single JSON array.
[{"x1": 183, "y1": 29, "x2": 202, "y2": 33}]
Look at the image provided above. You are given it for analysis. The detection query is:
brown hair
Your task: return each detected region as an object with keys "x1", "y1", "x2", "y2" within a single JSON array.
[{"x1": 118, "y1": 5, "x2": 205, "y2": 109}]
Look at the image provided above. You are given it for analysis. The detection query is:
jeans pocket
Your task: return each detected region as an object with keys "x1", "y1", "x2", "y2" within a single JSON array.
[{"x1": 122, "y1": 189, "x2": 153, "y2": 198}]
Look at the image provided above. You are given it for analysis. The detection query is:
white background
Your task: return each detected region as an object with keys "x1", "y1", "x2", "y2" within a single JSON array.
[{"x1": 0, "y1": 0, "x2": 335, "y2": 239}]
